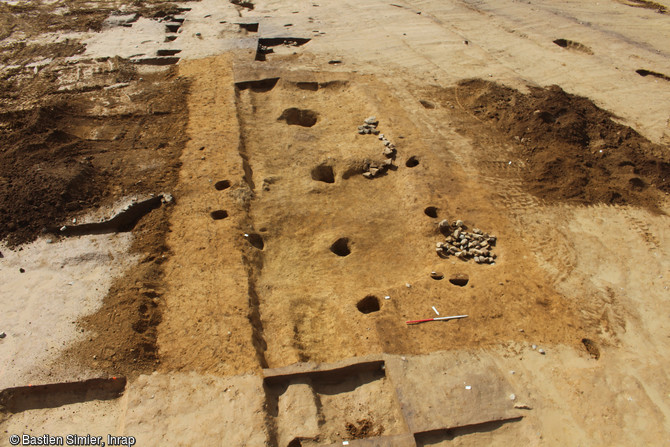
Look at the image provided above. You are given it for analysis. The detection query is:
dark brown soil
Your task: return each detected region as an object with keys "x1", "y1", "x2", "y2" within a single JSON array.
[
  {"x1": 624, "y1": 0, "x2": 667, "y2": 14},
  {"x1": 0, "y1": 63, "x2": 188, "y2": 247},
  {"x1": 0, "y1": 42, "x2": 86, "y2": 65},
  {"x1": 345, "y1": 418, "x2": 384, "y2": 439},
  {"x1": 448, "y1": 79, "x2": 669, "y2": 210}
]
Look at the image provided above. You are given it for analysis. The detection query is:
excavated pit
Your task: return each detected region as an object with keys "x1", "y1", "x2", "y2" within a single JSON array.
[
  {"x1": 0, "y1": 377, "x2": 126, "y2": 414},
  {"x1": 214, "y1": 180, "x2": 231, "y2": 190},
  {"x1": 449, "y1": 274, "x2": 470, "y2": 287},
  {"x1": 636, "y1": 69, "x2": 670, "y2": 81},
  {"x1": 210, "y1": 210, "x2": 228, "y2": 220},
  {"x1": 235, "y1": 77, "x2": 280, "y2": 93},
  {"x1": 424, "y1": 206, "x2": 438, "y2": 218},
  {"x1": 47, "y1": 195, "x2": 167, "y2": 237},
  {"x1": 357, "y1": 295, "x2": 380, "y2": 314},
  {"x1": 277, "y1": 108, "x2": 318, "y2": 127},
  {"x1": 246, "y1": 232, "x2": 265, "y2": 250},
  {"x1": 311, "y1": 164, "x2": 335, "y2": 183},
  {"x1": 330, "y1": 237, "x2": 351, "y2": 256},
  {"x1": 406, "y1": 156, "x2": 420, "y2": 167}
]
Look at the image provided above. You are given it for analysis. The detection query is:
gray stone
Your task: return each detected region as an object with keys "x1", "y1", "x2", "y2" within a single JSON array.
[{"x1": 0, "y1": 332, "x2": 6, "y2": 339}]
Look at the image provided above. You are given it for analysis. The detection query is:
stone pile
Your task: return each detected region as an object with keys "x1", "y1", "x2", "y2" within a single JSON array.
[
  {"x1": 362, "y1": 159, "x2": 394, "y2": 179},
  {"x1": 435, "y1": 219, "x2": 497, "y2": 264},
  {"x1": 357, "y1": 116, "x2": 380, "y2": 135},
  {"x1": 378, "y1": 134, "x2": 396, "y2": 158},
  {"x1": 357, "y1": 117, "x2": 398, "y2": 179}
]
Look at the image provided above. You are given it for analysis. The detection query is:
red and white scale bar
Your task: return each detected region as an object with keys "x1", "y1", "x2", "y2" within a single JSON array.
[{"x1": 405, "y1": 315, "x2": 468, "y2": 325}]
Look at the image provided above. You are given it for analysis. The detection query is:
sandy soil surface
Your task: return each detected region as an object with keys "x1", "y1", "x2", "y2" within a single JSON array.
[{"x1": 1, "y1": 0, "x2": 669, "y2": 445}]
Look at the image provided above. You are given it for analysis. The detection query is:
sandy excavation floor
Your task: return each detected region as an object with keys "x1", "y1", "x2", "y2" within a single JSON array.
[{"x1": 1, "y1": 0, "x2": 670, "y2": 445}]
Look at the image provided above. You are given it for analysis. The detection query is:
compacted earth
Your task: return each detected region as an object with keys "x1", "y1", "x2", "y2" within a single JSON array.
[{"x1": 0, "y1": 0, "x2": 669, "y2": 446}]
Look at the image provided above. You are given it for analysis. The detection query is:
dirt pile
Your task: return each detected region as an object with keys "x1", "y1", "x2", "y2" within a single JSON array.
[
  {"x1": 453, "y1": 79, "x2": 669, "y2": 210},
  {"x1": 0, "y1": 104, "x2": 106, "y2": 246},
  {"x1": 0, "y1": 64, "x2": 189, "y2": 246}
]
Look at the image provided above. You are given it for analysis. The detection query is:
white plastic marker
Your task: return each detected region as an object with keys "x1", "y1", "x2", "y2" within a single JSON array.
[
  {"x1": 432, "y1": 306, "x2": 440, "y2": 316},
  {"x1": 406, "y1": 315, "x2": 468, "y2": 325}
]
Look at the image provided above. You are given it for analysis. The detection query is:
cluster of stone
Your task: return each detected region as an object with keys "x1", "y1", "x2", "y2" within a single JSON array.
[
  {"x1": 358, "y1": 116, "x2": 380, "y2": 135},
  {"x1": 362, "y1": 159, "x2": 394, "y2": 179},
  {"x1": 435, "y1": 219, "x2": 497, "y2": 264},
  {"x1": 358, "y1": 117, "x2": 398, "y2": 179},
  {"x1": 378, "y1": 133, "x2": 396, "y2": 158}
]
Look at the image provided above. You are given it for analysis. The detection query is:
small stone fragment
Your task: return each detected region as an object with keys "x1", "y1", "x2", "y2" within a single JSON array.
[
  {"x1": 0, "y1": 332, "x2": 6, "y2": 339},
  {"x1": 362, "y1": 172, "x2": 373, "y2": 179}
]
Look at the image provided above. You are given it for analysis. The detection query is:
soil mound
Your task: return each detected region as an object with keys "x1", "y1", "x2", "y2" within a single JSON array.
[
  {"x1": 0, "y1": 104, "x2": 106, "y2": 246},
  {"x1": 454, "y1": 79, "x2": 669, "y2": 210}
]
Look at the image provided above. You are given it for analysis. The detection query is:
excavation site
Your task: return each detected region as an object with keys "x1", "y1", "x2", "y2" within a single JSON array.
[{"x1": 1, "y1": 0, "x2": 669, "y2": 445}]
